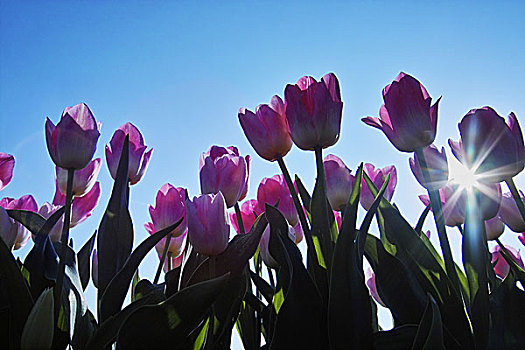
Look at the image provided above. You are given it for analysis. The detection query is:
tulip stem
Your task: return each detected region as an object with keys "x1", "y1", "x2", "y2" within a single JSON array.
[
  {"x1": 154, "y1": 233, "x2": 173, "y2": 284},
  {"x1": 415, "y1": 148, "x2": 461, "y2": 296},
  {"x1": 505, "y1": 177, "x2": 525, "y2": 224},
  {"x1": 54, "y1": 168, "x2": 75, "y2": 325},
  {"x1": 234, "y1": 202, "x2": 245, "y2": 234}
]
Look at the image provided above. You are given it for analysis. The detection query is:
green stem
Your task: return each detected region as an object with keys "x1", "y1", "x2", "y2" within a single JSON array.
[
  {"x1": 314, "y1": 146, "x2": 333, "y2": 267},
  {"x1": 505, "y1": 177, "x2": 525, "y2": 223},
  {"x1": 54, "y1": 168, "x2": 75, "y2": 324},
  {"x1": 234, "y1": 202, "x2": 245, "y2": 234},
  {"x1": 153, "y1": 233, "x2": 173, "y2": 284}
]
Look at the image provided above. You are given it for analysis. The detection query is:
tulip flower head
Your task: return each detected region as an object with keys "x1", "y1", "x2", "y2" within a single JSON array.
[
  {"x1": 498, "y1": 191, "x2": 525, "y2": 233},
  {"x1": 46, "y1": 103, "x2": 101, "y2": 169},
  {"x1": 284, "y1": 73, "x2": 343, "y2": 150},
  {"x1": 409, "y1": 145, "x2": 448, "y2": 191},
  {"x1": 260, "y1": 226, "x2": 279, "y2": 269},
  {"x1": 458, "y1": 182, "x2": 502, "y2": 221},
  {"x1": 360, "y1": 163, "x2": 397, "y2": 211},
  {"x1": 199, "y1": 146, "x2": 249, "y2": 208},
  {"x1": 362, "y1": 72, "x2": 440, "y2": 152},
  {"x1": 0, "y1": 153, "x2": 15, "y2": 191},
  {"x1": 365, "y1": 268, "x2": 386, "y2": 307},
  {"x1": 106, "y1": 122, "x2": 153, "y2": 185},
  {"x1": 257, "y1": 174, "x2": 298, "y2": 227},
  {"x1": 519, "y1": 233, "x2": 525, "y2": 247},
  {"x1": 490, "y1": 244, "x2": 524, "y2": 279},
  {"x1": 56, "y1": 158, "x2": 101, "y2": 197},
  {"x1": 484, "y1": 216, "x2": 504, "y2": 241},
  {"x1": 38, "y1": 202, "x2": 64, "y2": 242},
  {"x1": 53, "y1": 180, "x2": 101, "y2": 228},
  {"x1": 0, "y1": 195, "x2": 38, "y2": 250},
  {"x1": 151, "y1": 231, "x2": 187, "y2": 263},
  {"x1": 230, "y1": 199, "x2": 262, "y2": 234},
  {"x1": 145, "y1": 184, "x2": 187, "y2": 238},
  {"x1": 419, "y1": 184, "x2": 465, "y2": 227},
  {"x1": 324, "y1": 154, "x2": 355, "y2": 211},
  {"x1": 239, "y1": 95, "x2": 293, "y2": 161}
]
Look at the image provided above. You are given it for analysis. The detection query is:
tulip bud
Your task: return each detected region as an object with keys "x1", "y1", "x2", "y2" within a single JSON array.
[
  {"x1": 0, "y1": 195, "x2": 38, "y2": 250},
  {"x1": 362, "y1": 72, "x2": 440, "y2": 152},
  {"x1": 239, "y1": 96, "x2": 293, "y2": 161},
  {"x1": 257, "y1": 174, "x2": 297, "y2": 227},
  {"x1": 0, "y1": 153, "x2": 15, "y2": 191},
  {"x1": 419, "y1": 184, "x2": 465, "y2": 227},
  {"x1": 485, "y1": 216, "x2": 504, "y2": 241},
  {"x1": 498, "y1": 191, "x2": 525, "y2": 233},
  {"x1": 45, "y1": 103, "x2": 100, "y2": 169},
  {"x1": 360, "y1": 163, "x2": 397, "y2": 211},
  {"x1": 199, "y1": 146, "x2": 249, "y2": 208},
  {"x1": 145, "y1": 184, "x2": 187, "y2": 238},
  {"x1": 490, "y1": 244, "x2": 524, "y2": 279},
  {"x1": 92, "y1": 249, "x2": 99, "y2": 288},
  {"x1": 365, "y1": 268, "x2": 386, "y2": 307},
  {"x1": 186, "y1": 192, "x2": 230, "y2": 256},
  {"x1": 106, "y1": 122, "x2": 153, "y2": 185},
  {"x1": 284, "y1": 73, "x2": 343, "y2": 150},
  {"x1": 324, "y1": 155, "x2": 355, "y2": 211},
  {"x1": 229, "y1": 199, "x2": 261, "y2": 234},
  {"x1": 409, "y1": 145, "x2": 448, "y2": 191},
  {"x1": 56, "y1": 158, "x2": 101, "y2": 197}
]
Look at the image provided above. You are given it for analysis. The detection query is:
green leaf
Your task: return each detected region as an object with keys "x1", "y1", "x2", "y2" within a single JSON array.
[
  {"x1": 415, "y1": 204, "x2": 431, "y2": 235},
  {"x1": 71, "y1": 309, "x2": 97, "y2": 350},
  {"x1": 249, "y1": 270, "x2": 275, "y2": 304},
  {"x1": 21, "y1": 288, "x2": 54, "y2": 350},
  {"x1": 23, "y1": 233, "x2": 58, "y2": 299},
  {"x1": 295, "y1": 174, "x2": 311, "y2": 217},
  {"x1": 373, "y1": 325, "x2": 418, "y2": 350},
  {"x1": 77, "y1": 230, "x2": 97, "y2": 291},
  {"x1": 411, "y1": 295, "x2": 445, "y2": 350}
]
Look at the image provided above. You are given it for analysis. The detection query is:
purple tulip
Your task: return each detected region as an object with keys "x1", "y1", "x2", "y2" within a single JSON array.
[
  {"x1": 53, "y1": 180, "x2": 101, "y2": 227},
  {"x1": 365, "y1": 268, "x2": 386, "y2": 307},
  {"x1": 38, "y1": 202, "x2": 64, "y2": 241},
  {"x1": 360, "y1": 163, "x2": 397, "y2": 211},
  {"x1": 284, "y1": 73, "x2": 343, "y2": 150},
  {"x1": 484, "y1": 216, "x2": 504, "y2": 241},
  {"x1": 490, "y1": 244, "x2": 524, "y2": 279},
  {"x1": 419, "y1": 184, "x2": 465, "y2": 227},
  {"x1": 239, "y1": 96, "x2": 293, "y2": 161},
  {"x1": 186, "y1": 192, "x2": 230, "y2": 256},
  {"x1": 92, "y1": 249, "x2": 98, "y2": 288},
  {"x1": 334, "y1": 210, "x2": 342, "y2": 231},
  {"x1": 362, "y1": 72, "x2": 440, "y2": 152},
  {"x1": 519, "y1": 233, "x2": 525, "y2": 247},
  {"x1": 45, "y1": 103, "x2": 100, "y2": 169},
  {"x1": 0, "y1": 195, "x2": 38, "y2": 250},
  {"x1": 145, "y1": 183, "x2": 187, "y2": 238},
  {"x1": 199, "y1": 146, "x2": 249, "y2": 208},
  {"x1": 459, "y1": 183, "x2": 501, "y2": 220},
  {"x1": 409, "y1": 145, "x2": 448, "y2": 191},
  {"x1": 452, "y1": 108, "x2": 524, "y2": 183},
  {"x1": 324, "y1": 154, "x2": 355, "y2": 211},
  {"x1": 498, "y1": 191, "x2": 525, "y2": 233},
  {"x1": 229, "y1": 199, "x2": 262, "y2": 234},
  {"x1": 257, "y1": 174, "x2": 298, "y2": 227},
  {"x1": 56, "y1": 158, "x2": 101, "y2": 197},
  {"x1": 259, "y1": 226, "x2": 278, "y2": 269},
  {"x1": 0, "y1": 153, "x2": 15, "y2": 191},
  {"x1": 106, "y1": 122, "x2": 153, "y2": 185}
]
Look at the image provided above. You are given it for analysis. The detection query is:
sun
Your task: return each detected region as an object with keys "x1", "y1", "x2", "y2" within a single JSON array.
[{"x1": 448, "y1": 155, "x2": 480, "y2": 191}]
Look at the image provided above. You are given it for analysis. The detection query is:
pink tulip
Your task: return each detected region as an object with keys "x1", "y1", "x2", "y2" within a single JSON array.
[
  {"x1": 92, "y1": 249, "x2": 98, "y2": 288},
  {"x1": 229, "y1": 199, "x2": 262, "y2": 234},
  {"x1": 156, "y1": 250, "x2": 184, "y2": 273},
  {"x1": 409, "y1": 145, "x2": 448, "y2": 191},
  {"x1": 56, "y1": 158, "x2": 101, "y2": 197},
  {"x1": 0, "y1": 195, "x2": 38, "y2": 250},
  {"x1": 419, "y1": 184, "x2": 465, "y2": 227},
  {"x1": 360, "y1": 163, "x2": 397, "y2": 211},
  {"x1": 106, "y1": 122, "x2": 153, "y2": 185},
  {"x1": 186, "y1": 192, "x2": 230, "y2": 256},
  {"x1": 53, "y1": 180, "x2": 101, "y2": 227},
  {"x1": 485, "y1": 216, "x2": 504, "y2": 241},
  {"x1": 334, "y1": 210, "x2": 342, "y2": 230},
  {"x1": 239, "y1": 95, "x2": 293, "y2": 161},
  {"x1": 199, "y1": 146, "x2": 249, "y2": 208},
  {"x1": 257, "y1": 174, "x2": 297, "y2": 227},
  {"x1": 38, "y1": 202, "x2": 64, "y2": 241},
  {"x1": 490, "y1": 244, "x2": 524, "y2": 279},
  {"x1": 150, "y1": 229, "x2": 187, "y2": 261},
  {"x1": 362, "y1": 72, "x2": 440, "y2": 152},
  {"x1": 45, "y1": 103, "x2": 100, "y2": 169},
  {"x1": 452, "y1": 108, "x2": 524, "y2": 183},
  {"x1": 518, "y1": 233, "x2": 525, "y2": 247},
  {"x1": 145, "y1": 184, "x2": 187, "y2": 238},
  {"x1": 324, "y1": 155, "x2": 355, "y2": 211},
  {"x1": 365, "y1": 268, "x2": 386, "y2": 307},
  {"x1": 0, "y1": 153, "x2": 15, "y2": 191},
  {"x1": 284, "y1": 73, "x2": 343, "y2": 150},
  {"x1": 498, "y1": 191, "x2": 525, "y2": 233}
]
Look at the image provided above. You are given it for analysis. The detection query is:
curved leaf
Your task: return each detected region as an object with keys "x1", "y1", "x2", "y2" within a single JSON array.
[
  {"x1": 78, "y1": 230, "x2": 97, "y2": 290},
  {"x1": 21, "y1": 288, "x2": 54, "y2": 350}
]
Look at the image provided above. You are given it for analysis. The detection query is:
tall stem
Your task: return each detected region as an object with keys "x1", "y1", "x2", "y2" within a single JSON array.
[
  {"x1": 234, "y1": 202, "x2": 245, "y2": 234},
  {"x1": 154, "y1": 233, "x2": 173, "y2": 284},
  {"x1": 54, "y1": 168, "x2": 75, "y2": 323},
  {"x1": 505, "y1": 177, "x2": 525, "y2": 223}
]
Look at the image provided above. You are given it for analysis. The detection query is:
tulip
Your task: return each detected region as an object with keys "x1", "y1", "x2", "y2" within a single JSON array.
[
  {"x1": 257, "y1": 174, "x2": 298, "y2": 227},
  {"x1": 156, "y1": 250, "x2": 184, "y2": 273},
  {"x1": 365, "y1": 268, "x2": 386, "y2": 307},
  {"x1": 260, "y1": 226, "x2": 279, "y2": 269},
  {"x1": 284, "y1": 73, "x2": 343, "y2": 150},
  {"x1": 150, "y1": 229, "x2": 187, "y2": 261},
  {"x1": 239, "y1": 156, "x2": 251, "y2": 202},
  {"x1": 56, "y1": 158, "x2": 101, "y2": 197},
  {"x1": 45, "y1": 103, "x2": 100, "y2": 169},
  {"x1": 362, "y1": 73, "x2": 440, "y2": 152},
  {"x1": 490, "y1": 244, "x2": 524, "y2": 279},
  {"x1": 409, "y1": 145, "x2": 448, "y2": 191},
  {"x1": 186, "y1": 192, "x2": 230, "y2": 256},
  {"x1": 0, "y1": 195, "x2": 38, "y2": 250},
  {"x1": 518, "y1": 233, "x2": 525, "y2": 247},
  {"x1": 92, "y1": 249, "x2": 98, "y2": 288},
  {"x1": 419, "y1": 184, "x2": 465, "y2": 227},
  {"x1": 334, "y1": 210, "x2": 342, "y2": 230},
  {"x1": 199, "y1": 146, "x2": 249, "y2": 208},
  {"x1": 484, "y1": 216, "x2": 504, "y2": 241},
  {"x1": 106, "y1": 122, "x2": 153, "y2": 185},
  {"x1": 324, "y1": 154, "x2": 355, "y2": 211},
  {"x1": 239, "y1": 96, "x2": 293, "y2": 161},
  {"x1": 38, "y1": 202, "x2": 64, "y2": 241},
  {"x1": 451, "y1": 108, "x2": 524, "y2": 183},
  {"x1": 360, "y1": 163, "x2": 397, "y2": 211},
  {"x1": 145, "y1": 184, "x2": 187, "y2": 238},
  {"x1": 230, "y1": 199, "x2": 261, "y2": 234},
  {"x1": 0, "y1": 153, "x2": 15, "y2": 191},
  {"x1": 498, "y1": 191, "x2": 525, "y2": 233},
  {"x1": 457, "y1": 183, "x2": 501, "y2": 220},
  {"x1": 53, "y1": 180, "x2": 101, "y2": 227}
]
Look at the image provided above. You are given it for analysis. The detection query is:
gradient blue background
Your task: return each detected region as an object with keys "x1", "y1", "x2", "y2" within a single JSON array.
[{"x1": 1, "y1": 0, "x2": 524, "y2": 345}]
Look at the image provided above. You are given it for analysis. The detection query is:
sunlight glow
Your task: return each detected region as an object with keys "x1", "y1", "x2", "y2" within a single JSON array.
[{"x1": 449, "y1": 158, "x2": 480, "y2": 192}]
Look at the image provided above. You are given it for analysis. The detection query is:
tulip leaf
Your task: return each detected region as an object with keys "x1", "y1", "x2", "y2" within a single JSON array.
[
  {"x1": 77, "y1": 230, "x2": 96, "y2": 291},
  {"x1": 21, "y1": 288, "x2": 54, "y2": 350},
  {"x1": 295, "y1": 174, "x2": 312, "y2": 215},
  {"x1": 415, "y1": 204, "x2": 432, "y2": 235},
  {"x1": 71, "y1": 309, "x2": 97, "y2": 350},
  {"x1": 373, "y1": 325, "x2": 418, "y2": 350},
  {"x1": 116, "y1": 273, "x2": 229, "y2": 349},
  {"x1": 249, "y1": 270, "x2": 275, "y2": 304},
  {"x1": 99, "y1": 220, "x2": 180, "y2": 321},
  {"x1": 24, "y1": 233, "x2": 59, "y2": 299},
  {"x1": 7, "y1": 207, "x2": 65, "y2": 236},
  {"x1": 133, "y1": 279, "x2": 165, "y2": 302},
  {"x1": 411, "y1": 295, "x2": 445, "y2": 350},
  {"x1": 236, "y1": 299, "x2": 258, "y2": 350}
]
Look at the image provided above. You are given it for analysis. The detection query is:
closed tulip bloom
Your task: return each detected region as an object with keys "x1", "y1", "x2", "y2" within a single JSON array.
[
  {"x1": 53, "y1": 180, "x2": 101, "y2": 227},
  {"x1": 419, "y1": 184, "x2": 465, "y2": 227},
  {"x1": 150, "y1": 230, "x2": 187, "y2": 261},
  {"x1": 199, "y1": 146, "x2": 249, "y2": 208},
  {"x1": 453, "y1": 108, "x2": 524, "y2": 183},
  {"x1": 239, "y1": 96, "x2": 293, "y2": 161},
  {"x1": 485, "y1": 216, "x2": 504, "y2": 241},
  {"x1": 360, "y1": 163, "x2": 397, "y2": 211},
  {"x1": 324, "y1": 154, "x2": 355, "y2": 211},
  {"x1": 0, "y1": 153, "x2": 15, "y2": 191},
  {"x1": 56, "y1": 158, "x2": 101, "y2": 197},
  {"x1": 459, "y1": 183, "x2": 501, "y2": 220},
  {"x1": 257, "y1": 174, "x2": 298, "y2": 227},
  {"x1": 38, "y1": 202, "x2": 64, "y2": 241},
  {"x1": 238, "y1": 156, "x2": 251, "y2": 202},
  {"x1": 145, "y1": 184, "x2": 187, "y2": 238},
  {"x1": 230, "y1": 199, "x2": 262, "y2": 234},
  {"x1": 284, "y1": 73, "x2": 343, "y2": 150},
  {"x1": 156, "y1": 250, "x2": 184, "y2": 273},
  {"x1": 490, "y1": 244, "x2": 524, "y2": 279},
  {"x1": 0, "y1": 195, "x2": 38, "y2": 250},
  {"x1": 45, "y1": 103, "x2": 100, "y2": 169},
  {"x1": 362, "y1": 73, "x2": 440, "y2": 152},
  {"x1": 106, "y1": 122, "x2": 153, "y2": 185},
  {"x1": 186, "y1": 192, "x2": 230, "y2": 256},
  {"x1": 498, "y1": 191, "x2": 525, "y2": 233},
  {"x1": 409, "y1": 145, "x2": 448, "y2": 191}
]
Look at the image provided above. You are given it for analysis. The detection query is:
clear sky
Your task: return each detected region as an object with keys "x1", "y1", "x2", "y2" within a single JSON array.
[{"x1": 1, "y1": 0, "x2": 524, "y2": 344}]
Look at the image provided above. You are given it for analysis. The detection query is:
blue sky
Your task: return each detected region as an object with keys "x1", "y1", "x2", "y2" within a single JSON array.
[{"x1": 1, "y1": 0, "x2": 524, "y2": 340}]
